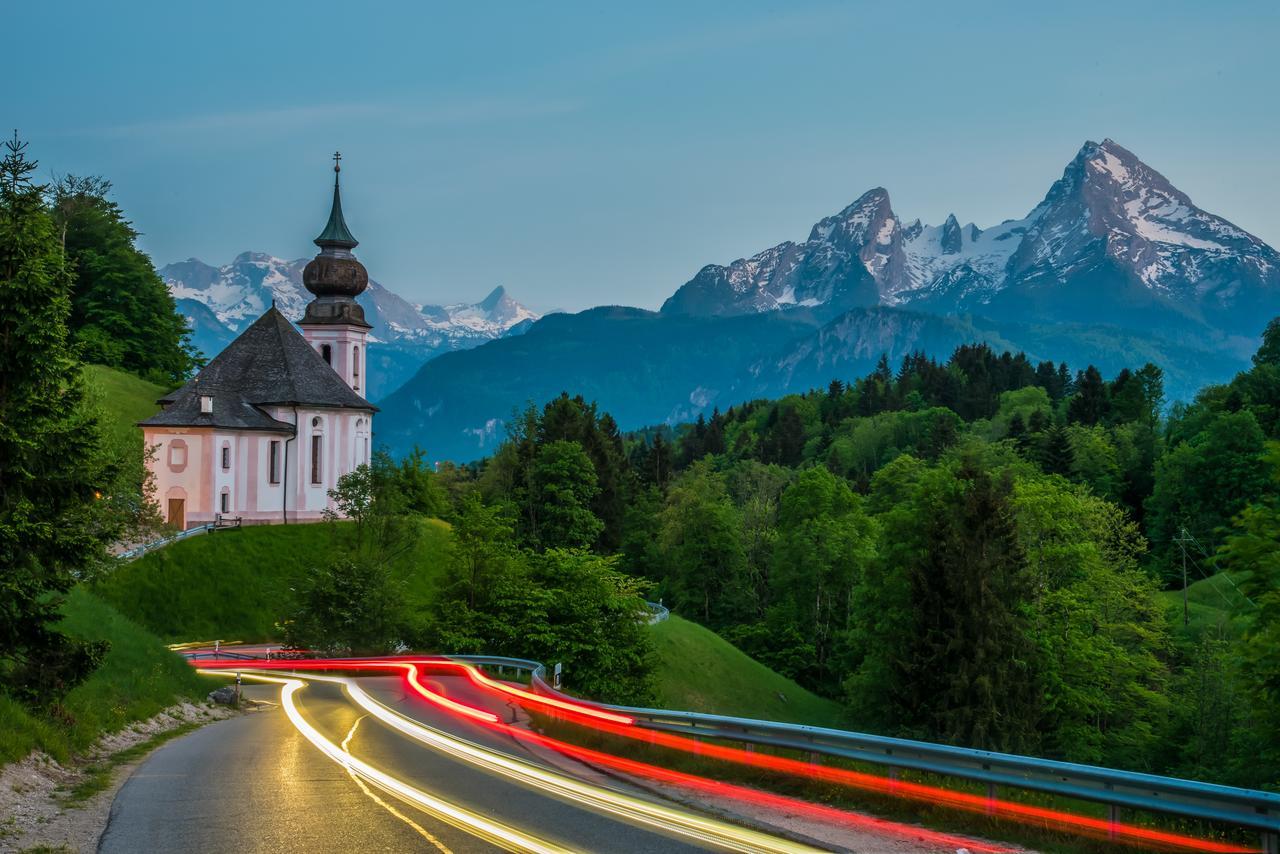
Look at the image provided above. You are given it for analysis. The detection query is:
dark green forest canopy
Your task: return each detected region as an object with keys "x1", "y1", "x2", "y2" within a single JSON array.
[{"x1": 466, "y1": 329, "x2": 1280, "y2": 788}]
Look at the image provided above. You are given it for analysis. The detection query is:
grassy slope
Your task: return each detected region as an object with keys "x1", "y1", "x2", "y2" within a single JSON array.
[
  {"x1": 2, "y1": 368, "x2": 205, "y2": 766},
  {"x1": 83, "y1": 363, "x2": 166, "y2": 439},
  {"x1": 1156, "y1": 570, "x2": 1255, "y2": 643},
  {"x1": 0, "y1": 588, "x2": 214, "y2": 764},
  {"x1": 95, "y1": 519, "x2": 454, "y2": 643},
  {"x1": 649, "y1": 615, "x2": 846, "y2": 728}
]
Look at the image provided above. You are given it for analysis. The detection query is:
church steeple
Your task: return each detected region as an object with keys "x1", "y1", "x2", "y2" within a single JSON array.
[
  {"x1": 300, "y1": 153, "x2": 372, "y2": 396},
  {"x1": 301, "y1": 152, "x2": 370, "y2": 330},
  {"x1": 314, "y1": 151, "x2": 358, "y2": 251}
]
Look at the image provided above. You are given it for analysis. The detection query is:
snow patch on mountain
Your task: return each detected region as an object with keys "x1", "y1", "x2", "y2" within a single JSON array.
[{"x1": 161, "y1": 254, "x2": 538, "y2": 349}]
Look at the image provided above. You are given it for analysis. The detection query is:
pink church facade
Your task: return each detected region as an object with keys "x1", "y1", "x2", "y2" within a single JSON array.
[{"x1": 141, "y1": 159, "x2": 377, "y2": 528}]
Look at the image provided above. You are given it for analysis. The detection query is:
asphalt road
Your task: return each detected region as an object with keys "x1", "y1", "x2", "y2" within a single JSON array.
[{"x1": 98, "y1": 676, "x2": 715, "y2": 853}]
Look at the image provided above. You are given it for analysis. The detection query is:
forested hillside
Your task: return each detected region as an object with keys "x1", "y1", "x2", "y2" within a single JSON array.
[{"x1": 461, "y1": 320, "x2": 1280, "y2": 789}]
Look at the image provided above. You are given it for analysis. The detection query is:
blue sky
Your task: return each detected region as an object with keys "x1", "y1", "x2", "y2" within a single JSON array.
[{"x1": 11, "y1": 1, "x2": 1279, "y2": 311}]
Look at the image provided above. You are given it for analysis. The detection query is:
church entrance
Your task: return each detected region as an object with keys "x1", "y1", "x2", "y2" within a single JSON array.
[{"x1": 168, "y1": 498, "x2": 186, "y2": 530}]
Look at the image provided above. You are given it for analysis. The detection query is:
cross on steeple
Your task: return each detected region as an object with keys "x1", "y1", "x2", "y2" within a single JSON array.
[{"x1": 332, "y1": 150, "x2": 342, "y2": 173}]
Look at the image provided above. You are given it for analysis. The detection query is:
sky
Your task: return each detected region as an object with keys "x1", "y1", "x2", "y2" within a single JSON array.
[{"x1": 10, "y1": 1, "x2": 1280, "y2": 312}]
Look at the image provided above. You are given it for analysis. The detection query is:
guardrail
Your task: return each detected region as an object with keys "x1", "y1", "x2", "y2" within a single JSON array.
[
  {"x1": 644, "y1": 601, "x2": 669, "y2": 624},
  {"x1": 118, "y1": 523, "x2": 216, "y2": 560},
  {"x1": 450, "y1": 654, "x2": 1280, "y2": 851}
]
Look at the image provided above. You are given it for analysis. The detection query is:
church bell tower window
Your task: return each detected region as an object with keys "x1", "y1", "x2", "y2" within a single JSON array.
[{"x1": 321, "y1": 344, "x2": 332, "y2": 364}]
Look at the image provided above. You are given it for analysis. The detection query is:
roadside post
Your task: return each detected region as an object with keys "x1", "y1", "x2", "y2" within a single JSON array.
[{"x1": 553, "y1": 662, "x2": 562, "y2": 690}]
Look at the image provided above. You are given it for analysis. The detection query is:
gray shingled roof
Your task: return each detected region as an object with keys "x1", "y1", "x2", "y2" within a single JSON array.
[{"x1": 141, "y1": 307, "x2": 376, "y2": 431}]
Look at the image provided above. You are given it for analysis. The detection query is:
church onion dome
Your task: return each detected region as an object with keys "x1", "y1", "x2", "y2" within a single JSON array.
[{"x1": 302, "y1": 152, "x2": 371, "y2": 327}]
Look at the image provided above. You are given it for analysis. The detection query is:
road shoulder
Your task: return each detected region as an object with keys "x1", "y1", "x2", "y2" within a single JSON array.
[{"x1": 0, "y1": 701, "x2": 242, "y2": 853}]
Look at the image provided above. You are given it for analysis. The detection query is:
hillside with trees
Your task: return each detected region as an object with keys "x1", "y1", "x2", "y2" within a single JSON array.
[{"x1": 463, "y1": 325, "x2": 1280, "y2": 789}]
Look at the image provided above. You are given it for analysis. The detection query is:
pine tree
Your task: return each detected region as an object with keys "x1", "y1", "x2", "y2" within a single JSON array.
[
  {"x1": 1028, "y1": 408, "x2": 1049, "y2": 435},
  {"x1": 1067, "y1": 365, "x2": 1111, "y2": 426},
  {"x1": 1038, "y1": 424, "x2": 1075, "y2": 477},
  {"x1": 906, "y1": 458, "x2": 1039, "y2": 752},
  {"x1": 1007, "y1": 412, "x2": 1028, "y2": 451},
  {"x1": 0, "y1": 133, "x2": 111, "y2": 703}
]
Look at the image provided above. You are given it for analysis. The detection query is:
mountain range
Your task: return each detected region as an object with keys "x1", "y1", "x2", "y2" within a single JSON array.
[
  {"x1": 375, "y1": 139, "x2": 1279, "y2": 462},
  {"x1": 663, "y1": 139, "x2": 1275, "y2": 349},
  {"x1": 160, "y1": 253, "x2": 538, "y2": 399}
]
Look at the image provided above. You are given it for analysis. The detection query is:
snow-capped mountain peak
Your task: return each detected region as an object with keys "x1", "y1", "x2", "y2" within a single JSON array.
[
  {"x1": 663, "y1": 139, "x2": 1279, "y2": 338},
  {"x1": 162, "y1": 253, "x2": 540, "y2": 397}
]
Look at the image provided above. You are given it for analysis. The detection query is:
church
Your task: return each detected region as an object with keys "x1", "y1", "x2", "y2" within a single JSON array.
[{"x1": 140, "y1": 157, "x2": 376, "y2": 528}]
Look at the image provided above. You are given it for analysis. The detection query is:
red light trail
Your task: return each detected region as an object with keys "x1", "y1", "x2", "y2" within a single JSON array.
[{"x1": 193, "y1": 654, "x2": 1258, "y2": 853}]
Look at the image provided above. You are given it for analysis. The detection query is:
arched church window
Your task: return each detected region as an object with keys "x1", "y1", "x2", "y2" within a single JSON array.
[
  {"x1": 352, "y1": 346, "x2": 360, "y2": 391},
  {"x1": 311, "y1": 417, "x2": 324, "y2": 484},
  {"x1": 321, "y1": 344, "x2": 332, "y2": 364}
]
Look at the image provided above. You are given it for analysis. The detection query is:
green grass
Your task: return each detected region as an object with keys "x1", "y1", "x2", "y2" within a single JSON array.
[
  {"x1": 0, "y1": 588, "x2": 214, "y2": 765},
  {"x1": 1156, "y1": 570, "x2": 1255, "y2": 643},
  {"x1": 82, "y1": 364, "x2": 167, "y2": 442},
  {"x1": 648, "y1": 615, "x2": 846, "y2": 728},
  {"x1": 94, "y1": 518, "x2": 454, "y2": 643}
]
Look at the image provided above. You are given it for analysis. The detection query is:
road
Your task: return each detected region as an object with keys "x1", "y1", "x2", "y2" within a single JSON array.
[{"x1": 98, "y1": 675, "x2": 743, "y2": 853}]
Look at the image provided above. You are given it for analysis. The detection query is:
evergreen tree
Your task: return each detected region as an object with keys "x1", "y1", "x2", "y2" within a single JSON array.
[
  {"x1": 0, "y1": 134, "x2": 112, "y2": 703},
  {"x1": 1007, "y1": 412, "x2": 1028, "y2": 451},
  {"x1": 909, "y1": 458, "x2": 1039, "y2": 751},
  {"x1": 1067, "y1": 365, "x2": 1110, "y2": 426},
  {"x1": 1027, "y1": 407, "x2": 1049, "y2": 435},
  {"x1": 1038, "y1": 424, "x2": 1075, "y2": 477}
]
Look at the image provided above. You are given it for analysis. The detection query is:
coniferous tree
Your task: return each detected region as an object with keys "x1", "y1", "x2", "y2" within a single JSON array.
[
  {"x1": 1027, "y1": 408, "x2": 1050, "y2": 435},
  {"x1": 0, "y1": 134, "x2": 112, "y2": 703},
  {"x1": 1007, "y1": 412, "x2": 1028, "y2": 450},
  {"x1": 1038, "y1": 424, "x2": 1076, "y2": 477},
  {"x1": 909, "y1": 458, "x2": 1039, "y2": 752},
  {"x1": 1067, "y1": 366, "x2": 1110, "y2": 426}
]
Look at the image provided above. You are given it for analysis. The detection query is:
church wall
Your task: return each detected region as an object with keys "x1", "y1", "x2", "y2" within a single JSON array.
[{"x1": 143, "y1": 428, "x2": 213, "y2": 527}]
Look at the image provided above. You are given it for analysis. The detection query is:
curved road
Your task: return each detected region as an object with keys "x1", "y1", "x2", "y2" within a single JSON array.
[{"x1": 99, "y1": 675, "x2": 737, "y2": 853}]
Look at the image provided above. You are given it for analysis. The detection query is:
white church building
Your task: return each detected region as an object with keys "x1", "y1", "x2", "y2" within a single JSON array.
[{"x1": 141, "y1": 157, "x2": 376, "y2": 528}]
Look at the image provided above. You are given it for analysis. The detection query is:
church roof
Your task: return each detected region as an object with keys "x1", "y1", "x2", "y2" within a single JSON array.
[{"x1": 140, "y1": 307, "x2": 375, "y2": 432}]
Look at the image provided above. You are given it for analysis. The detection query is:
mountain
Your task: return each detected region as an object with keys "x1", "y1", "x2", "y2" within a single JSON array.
[
  {"x1": 376, "y1": 307, "x2": 825, "y2": 459},
  {"x1": 663, "y1": 139, "x2": 1279, "y2": 351},
  {"x1": 372, "y1": 139, "x2": 1280, "y2": 461},
  {"x1": 377, "y1": 304, "x2": 1242, "y2": 462},
  {"x1": 162, "y1": 252, "x2": 537, "y2": 399}
]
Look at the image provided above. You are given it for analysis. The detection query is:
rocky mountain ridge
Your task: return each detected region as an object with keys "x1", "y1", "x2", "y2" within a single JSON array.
[{"x1": 662, "y1": 139, "x2": 1278, "y2": 348}]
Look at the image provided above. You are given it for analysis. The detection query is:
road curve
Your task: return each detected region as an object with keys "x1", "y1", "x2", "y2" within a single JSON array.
[{"x1": 99, "y1": 676, "x2": 758, "y2": 853}]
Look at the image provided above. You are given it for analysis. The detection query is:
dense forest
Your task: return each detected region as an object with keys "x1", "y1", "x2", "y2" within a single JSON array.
[{"x1": 449, "y1": 328, "x2": 1280, "y2": 790}]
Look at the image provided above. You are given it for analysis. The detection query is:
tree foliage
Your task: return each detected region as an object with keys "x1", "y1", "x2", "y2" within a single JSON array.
[
  {"x1": 0, "y1": 134, "x2": 114, "y2": 705},
  {"x1": 49, "y1": 175, "x2": 198, "y2": 384}
]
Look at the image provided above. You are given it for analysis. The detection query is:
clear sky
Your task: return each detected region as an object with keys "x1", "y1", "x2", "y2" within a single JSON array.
[{"x1": 11, "y1": 1, "x2": 1279, "y2": 312}]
